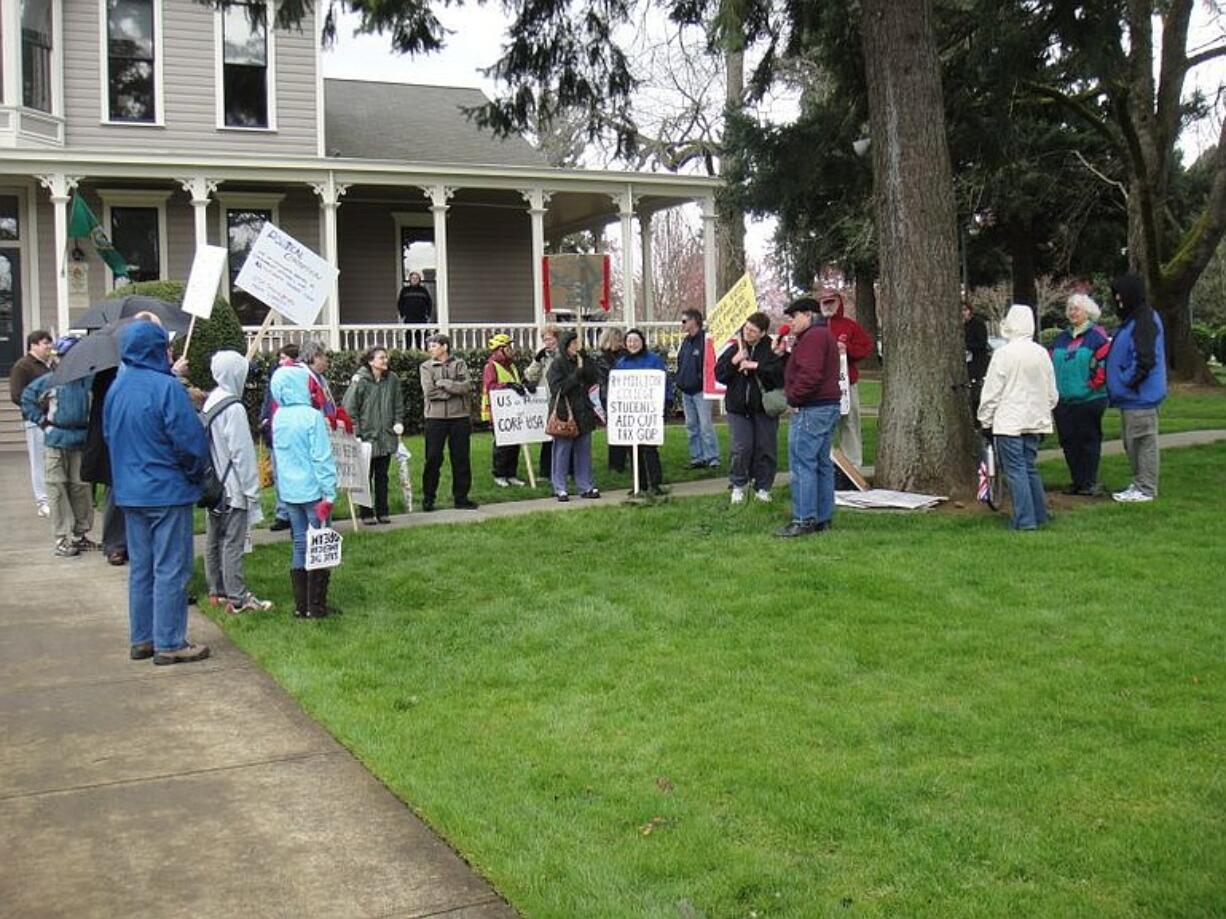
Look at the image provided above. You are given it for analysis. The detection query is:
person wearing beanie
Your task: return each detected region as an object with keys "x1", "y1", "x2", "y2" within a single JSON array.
[
  {"x1": 1049, "y1": 293, "x2": 1112, "y2": 497},
  {"x1": 978, "y1": 304, "x2": 1059, "y2": 531},
  {"x1": 1105, "y1": 273, "x2": 1167, "y2": 502}
]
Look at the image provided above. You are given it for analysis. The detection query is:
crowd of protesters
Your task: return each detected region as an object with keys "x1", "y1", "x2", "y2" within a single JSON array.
[{"x1": 6, "y1": 272, "x2": 1172, "y2": 662}]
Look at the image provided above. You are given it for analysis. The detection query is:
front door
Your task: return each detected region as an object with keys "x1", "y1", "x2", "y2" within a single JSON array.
[{"x1": 0, "y1": 248, "x2": 21, "y2": 377}]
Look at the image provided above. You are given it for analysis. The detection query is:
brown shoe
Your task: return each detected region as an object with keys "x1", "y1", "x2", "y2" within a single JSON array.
[
  {"x1": 152, "y1": 643, "x2": 211, "y2": 666},
  {"x1": 130, "y1": 641, "x2": 154, "y2": 661}
]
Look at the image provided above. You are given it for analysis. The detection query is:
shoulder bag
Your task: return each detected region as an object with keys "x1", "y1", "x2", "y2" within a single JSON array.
[{"x1": 546, "y1": 393, "x2": 580, "y2": 439}]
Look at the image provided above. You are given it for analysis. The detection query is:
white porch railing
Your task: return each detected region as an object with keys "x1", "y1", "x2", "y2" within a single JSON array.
[{"x1": 243, "y1": 320, "x2": 686, "y2": 354}]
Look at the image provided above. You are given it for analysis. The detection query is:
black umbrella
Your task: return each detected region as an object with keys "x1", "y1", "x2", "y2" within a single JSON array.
[
  {"x1": 72, "y1": 295, "x2": 192, "y2": 335},
  {"x1": 50, "y1": 317, "x2": 158, "y2": 386}
]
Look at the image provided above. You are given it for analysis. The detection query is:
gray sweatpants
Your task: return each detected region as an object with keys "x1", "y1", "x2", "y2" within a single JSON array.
[
  {"x1": 205, "y1": 506, "x2": 249, "y2": 601},
  {"x1": 1121, "y1": 408, "x2": 1160, "y2": 497},
  {"x1": 727, "y1": 412, "x2": 779, "y2": 491}
]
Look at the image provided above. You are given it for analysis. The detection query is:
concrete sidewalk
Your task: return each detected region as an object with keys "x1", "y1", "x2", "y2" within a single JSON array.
[{"x1": 0, "y1": 458, "x2": 514, "y2": 918}]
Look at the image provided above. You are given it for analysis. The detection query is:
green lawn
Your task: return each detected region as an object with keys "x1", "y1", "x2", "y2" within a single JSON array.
[{"x1": 200, "y1": 443, "x2": 1226, "y2": 918}]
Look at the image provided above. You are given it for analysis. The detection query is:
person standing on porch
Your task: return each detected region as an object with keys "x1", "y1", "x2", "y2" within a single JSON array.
[
  {"x1": 9, "y1": 329, "x2": 54, "y2": 518},
  {"x1": 397, "y1": 271, "x2": 433, "y2": 349},
  {"x1": 419, "y1": 333, "x2": 478, "y2": 512},
  {"x1": 676, "y1": 309, "x2": 721, "y2": 469},
  {"x1": 481, "y1": 333, "x2": 527, "y2": 487},
  {"x1": 343, "y1": 347, "x2": 405, "y2": 524}
]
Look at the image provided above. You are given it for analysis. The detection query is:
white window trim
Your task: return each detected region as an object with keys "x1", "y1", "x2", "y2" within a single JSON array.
[
  {"x1": 217, "y1": 192, "x2": 283, "y2": 303},
  {"x1": 392, "y1": 211, "x2": 433, "y2": 295},
  {"x1": 98, "y1": 189, "x2": 170, "y2": 288},
  {"x1": 0, "y1": 184, "x2": 34, "y2": 337},
  {"x1": 98, "y1": 0, "x2": 165, "y2": 126},
  {"x1": 214, "y1": 0, "x2": 278, "y2": 132},
  {"x1": 15, "y1": 0, "x2": 64, "y2": 116}
]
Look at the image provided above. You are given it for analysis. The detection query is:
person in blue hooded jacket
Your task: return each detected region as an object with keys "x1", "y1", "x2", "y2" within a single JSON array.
[
  {"x1": 270, "y1": 364, "x2": 338, "y2": 619},
  {"x1": 104, "y1": 320, "x2": 211, "y2": 665},
  {"x1": 1105, "y1": 273, "x2": 1167, "y2": 503},
  {"x1": 21, "y1": 336, "x2": 95, "y2": 558}
]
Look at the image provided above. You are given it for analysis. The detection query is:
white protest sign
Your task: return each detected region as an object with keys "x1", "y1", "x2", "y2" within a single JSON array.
[
  {"x1": 490, "y1": 388, "x2": 551, "y2": 446},
  {"x1": 349, "y1": 439, "x2": 374, "y2": 508},
  {"x1": 607, "y1": 369, "x2": 666, "y2": 446},
  {"x1": 839, "y1": 352, "x2": 850, "y2": 416},
  {"x1": 305, "y1": 525, "x2": 343, "y2": 570},
  {"x1": 329, "y1": 429, "x2": 370, "y2": 491},
  {"x1": 181, "y1": 245, "x2": 228, "y2": 319},
  {"x1": 234, "y1": 222, "x2": 338, "y2": 327}
]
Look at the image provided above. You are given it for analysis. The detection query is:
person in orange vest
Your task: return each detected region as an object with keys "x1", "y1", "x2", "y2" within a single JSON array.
[{"x1": 481, "y1": 333, "x2": 527, "y2": 487}]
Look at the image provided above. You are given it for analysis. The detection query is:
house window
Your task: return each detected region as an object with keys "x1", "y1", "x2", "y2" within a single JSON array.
[
  {"x1": 226, "y1": 207, "x2": 272, "y2": 322},
  {"x1": 221, "y1": 2, "x2": 269, "y2": 128},
  {"x1": 0, "y1": 196, "x2": 19, "y2": 241},
  {"x1": 109, "y1": 207, "x2": 160, "y2": 284},
  {"x1": 106, "y1": 0, "x2": 156, "y2": 122},
  {"x1": 21, "y1": 0, "x2": 53, "y2": 112}
]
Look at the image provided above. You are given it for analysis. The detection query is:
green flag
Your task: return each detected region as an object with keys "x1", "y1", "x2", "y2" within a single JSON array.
[{"x1": 67, "y1": 194, "x2": 129, "y2": 279}]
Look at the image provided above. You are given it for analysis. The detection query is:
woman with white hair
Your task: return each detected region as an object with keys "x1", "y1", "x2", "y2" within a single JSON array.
[{"x1": 1049, "y1": 292, "x2": 1112, "y2": 496}]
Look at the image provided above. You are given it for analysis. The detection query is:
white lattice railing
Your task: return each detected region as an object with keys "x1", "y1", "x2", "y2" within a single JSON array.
[{"x1": 243, "y1": 320, "x2": 686, "y2": 355}]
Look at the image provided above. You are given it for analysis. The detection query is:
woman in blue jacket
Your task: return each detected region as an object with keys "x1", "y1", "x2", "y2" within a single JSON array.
[
  {"x1": 614, "y1": 329, "x2": 670, "y2": 496},
  {"x1": 271, "y1": 365, "x2": 338, "y2": 618}
]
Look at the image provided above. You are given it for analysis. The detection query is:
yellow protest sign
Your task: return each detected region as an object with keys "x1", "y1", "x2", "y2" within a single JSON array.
[{"x1": 706, "y1": 272, "x2": 759, "y2": 346}]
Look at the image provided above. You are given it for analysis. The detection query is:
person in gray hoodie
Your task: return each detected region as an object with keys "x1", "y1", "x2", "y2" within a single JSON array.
[{"x1": 203, "y1": 350, "x2": 273, "y2": 614}]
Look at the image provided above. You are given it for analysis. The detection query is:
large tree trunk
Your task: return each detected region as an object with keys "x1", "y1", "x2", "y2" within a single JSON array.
[
  {"x1": 716, "y1": 45, "x2": 746, "y2": 294},
  {"x1": 862, "y1": 0, "x2": 975, "y2": 496},
  {"x1": 1008, "y1": 219, "x2": 1037, "y2": 309},
  {"x1": 853, "y1": 270, "x2": 881, "y2": 369},
  {"x1": 1154, "y1": 281, "x2": 1219, "y2": 384}
]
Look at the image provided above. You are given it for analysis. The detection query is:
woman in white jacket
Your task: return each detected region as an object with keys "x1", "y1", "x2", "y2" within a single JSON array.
[{"x1": 977, "y1": 304, "x2": 1059, "y2": 530}]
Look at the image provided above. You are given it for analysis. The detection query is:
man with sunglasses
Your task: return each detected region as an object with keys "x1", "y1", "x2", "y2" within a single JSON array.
[{"x1": 676, "y1": 309, "x2": 721, "y2": 469}]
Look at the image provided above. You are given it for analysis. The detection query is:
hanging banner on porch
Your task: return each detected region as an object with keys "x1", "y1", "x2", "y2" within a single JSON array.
[
  {"x1": 489, "y1": 387, "x2": 551, "y2": 446},
  {"x1": 234, "y1": 222, "x2": 337, "y2": 327},
  {"x1": 607, "y1": 369, "x2": 666, "y2": 446},
  {"x1": 181, "y1": 245, "x2": 228, "y2": 320},
  {"x1": 703, "y1": 272, "x2": 760, "y2": 399},
  {"x1": 543, "y1": 254, "x2": 610, "y2": 316}
]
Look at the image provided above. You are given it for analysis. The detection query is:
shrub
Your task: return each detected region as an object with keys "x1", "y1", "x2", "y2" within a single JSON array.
[
  {"x1": 1215, "y1": 326, "x2": 1226, "y2": 365},
  {"x1": 1038, "y1": 327, "x2": 1061, "y2": 348},
  {"x1": 1191, "y1": 322, "x2": 1216, "y2": 361}
]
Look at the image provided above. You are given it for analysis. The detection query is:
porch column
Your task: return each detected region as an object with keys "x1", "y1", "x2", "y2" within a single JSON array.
[
  {"x1": 1, "y1": 2, "x2": 19, "y2": 107},
  {"x1": 420, "y1": 184, "x2": 453, "y2": 332},
  {"x1": 615, "y1": 187, "x2": 636, "y2": 327},
  {"x1": 311, "y1": 174, "x2": 349, "y2": 349},
  {"x1": 639, "y1": 207, "x2": 654, "y2": 321},
  {"x1": 176, "y1": 177, "x2": 219, "y2": 251},
  {"x1": 37, "y1": 174, "x2": 80, "y2": 335},
  {"x1": 700, "y1": 195, "x2": 717, "y2": 312},
  {"x1": 520, "y1": 188, "x2": 551, "y2": 328}
]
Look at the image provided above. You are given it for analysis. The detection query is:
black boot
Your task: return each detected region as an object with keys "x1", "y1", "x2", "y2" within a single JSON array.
[
  {"x1": 319, "y1": 569, "x2": 341, "y2": 615},
  {"x1": 290, "y1": 569, "x2": 309, "y2": 618},
  {"x1": 306, "y1": 570, "x2": 330, "y2": 619}
]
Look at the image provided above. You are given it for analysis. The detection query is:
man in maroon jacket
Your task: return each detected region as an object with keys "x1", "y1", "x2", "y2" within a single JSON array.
[{"x1": 777, "y1": 297, "x2": 842, "y2": 538}]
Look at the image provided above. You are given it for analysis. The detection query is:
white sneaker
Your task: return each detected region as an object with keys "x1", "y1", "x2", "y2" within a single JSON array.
[
  {"x1": 493, "y1": 477, "x2": 511, "y2": 488},
  {"x1": 730, "y1": 486, "x2": 746, "y2": 505},
  {"x1": 1113, "y1": 488, "x2": 1154, "y2": 503},
  {"x1": 36, "y1": 502, "x2": 50, "y2": 518},
  {"x1": 754, "y1": 489, "x2": 772, "y2": 503},
  {"x1": 508, "y1": 477, "x2": 527, "y2": 487}
]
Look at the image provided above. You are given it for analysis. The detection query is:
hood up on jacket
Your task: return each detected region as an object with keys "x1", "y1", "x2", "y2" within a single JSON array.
[
  {"x1": 269, "y1": 364, "x2": 312, "y2": 407},
  {"x1": 1111, "y1": 273, "x2": 1147, "y2": 319},
  {"x1": 818, "y1": 288, "x2": 846, "y2": 319},
  {"x1": 210, "y1": 349, "x2": 249, "y2": 397},
  {"x1": 556, "y1": 330, "x2": 579, "y2": 359},
  {"x1": 1000, "y1": 304, "x2": 1036, "y2": 341},
  {"x1": 119, "y1": 320, "x2": 171, "y2": 373}
]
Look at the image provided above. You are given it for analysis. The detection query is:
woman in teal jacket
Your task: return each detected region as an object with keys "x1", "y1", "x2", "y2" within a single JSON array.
[
  {"x1": 271, "y1": 365, "x2": 337, "y2": 619},
  {"x1": 1049, "y1": 293, "x2": 1111, "y2": 496},
  {"x1": 342, "y1": 347, "x2": 404, "y2": 524}
]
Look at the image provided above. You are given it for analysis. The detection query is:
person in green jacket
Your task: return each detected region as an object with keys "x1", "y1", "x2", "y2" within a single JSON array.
[{"x1": 343, "y1": 347, "x2": 405, "y2": 524}]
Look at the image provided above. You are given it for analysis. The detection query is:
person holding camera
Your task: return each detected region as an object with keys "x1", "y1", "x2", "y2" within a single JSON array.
[{"x1": 715, "y1": 312, "x2": 784, "y2": 505}]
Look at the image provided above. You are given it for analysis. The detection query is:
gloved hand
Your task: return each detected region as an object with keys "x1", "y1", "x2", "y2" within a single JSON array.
[
  {"x1": 314, "y1": 499, "x2": 333, "y2": 524},
  {"x1": 509, "y1": 382, "x2": 527, "y2": 397},
  {"x1": 334, "y1": 407, "x2": 354, "y2": 434},
  {"x1": 392, "y1": 422, "x2": 404, "y2": 436},
  {"x1": 535, "y1": 348, "x2": 549, "y2": 362}
]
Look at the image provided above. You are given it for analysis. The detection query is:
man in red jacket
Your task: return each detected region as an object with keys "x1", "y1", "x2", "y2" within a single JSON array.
[
  {"x1": 777, "y1": 297, "x2": 842, "y2": 538},
  {"x1": 818, "y1": 288, "x2": 874, "y2": 467}
]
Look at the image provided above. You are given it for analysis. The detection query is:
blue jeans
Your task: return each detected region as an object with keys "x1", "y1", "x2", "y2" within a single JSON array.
[
  {"x1": 996, "y1": 434, "x2": 1048, "y2": 530},
  {"x1": 550, "y1": 431, "x2": 595, "y2": 494},
  {"x1": 271, "y1": 451, "x2": 289, "y2": 522},
  {"x1": 286, "y1": 502, "x2": 319, "y2": 569},
  {"x1": 788, "y1": 404, "x2": 840, "y2": 525},
  {"x1": 125, "y1": 504, "x2": 195, "y2": 652},
  {"x1": 681, "y1": 391, "x2": 720, "y2": 464}
]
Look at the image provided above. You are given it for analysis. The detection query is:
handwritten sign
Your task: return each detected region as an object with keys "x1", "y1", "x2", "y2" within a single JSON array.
[
  {"x1": 181, "y1": 245, "x2": 228, "y2": 319},
  {"x1": 706, "y1": 272, "x2": 759, "y2": 348},
  {"x1": 490, "y1": 388, "x2": 551, "y2": 446},
  {"x1": 329, "y1": 429, "x2": 370, "y2": 491},
  {"x1": 305, "y1": 525, "x2": 343, "y2": 570},
  {"x1": 607, "y1": 369, "x2": 666, "y2": 446},
  {"x1": 839, "y1": 352, "x2": 850, "y2": 415},
  {"x1": 234, "y1": 222, "x2": 338, "y2": 327}
]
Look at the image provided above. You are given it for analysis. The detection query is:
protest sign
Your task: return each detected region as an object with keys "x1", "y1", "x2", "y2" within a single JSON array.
[
  {"x1": 706, "y1": 272, "x2": 759, "y2": 347},
  {"x1": 607, "y1": 369, "x2": 666, "y2": 446},
  {"x1": 490, "y1": 388, "x2": 551, "y2": 446},
  {"x1": 234, "y1": 222, "x2": 338, "y2": 327},
  {"x1": 329, "y1": 429, "x2": 370, "y2": 491},
  {"x1": 839, "y1": 352, "x2": 850, "y2": 415},
  {"x1": 305, "y1": 525, "x2": 343, "y2": 570},
  {"x1": 181, "y1": 245, "x2": 228, "y2": 320}
]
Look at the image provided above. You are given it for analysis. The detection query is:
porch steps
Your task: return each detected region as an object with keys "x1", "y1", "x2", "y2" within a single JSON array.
[{"x1": 0, "y1": 382, "x2": 27, "y2": 453}]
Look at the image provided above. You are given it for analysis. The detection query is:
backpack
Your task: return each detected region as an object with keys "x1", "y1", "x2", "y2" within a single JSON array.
[{"x1": 198, "y1": 396, "x2": 243, "y2": 512}]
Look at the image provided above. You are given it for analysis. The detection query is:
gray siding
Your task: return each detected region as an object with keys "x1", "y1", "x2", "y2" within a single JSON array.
[
  {"x1": 63, "y1": 0, "x2": 318, "y2": 155},
  {"x1": 337, "y1": 202, "x2": 399, "y2": 324}
]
